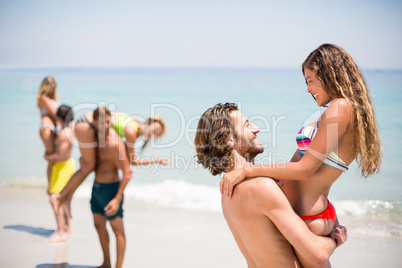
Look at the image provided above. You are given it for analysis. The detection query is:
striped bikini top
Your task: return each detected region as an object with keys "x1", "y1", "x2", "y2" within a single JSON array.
[
  {"x1": 40, "y1": 100, "x2": 60, "y2": 116},
  {"x1": 296, "y1": 120, "x2": 348, "y2": 172}
]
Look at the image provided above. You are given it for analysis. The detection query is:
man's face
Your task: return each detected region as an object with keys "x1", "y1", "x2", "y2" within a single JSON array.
[
  {"x1": 230, "y1": 110, "x2": 264, "y2": 158},
  {"x1": 93, "y1": 114, "x2": 111, "y2": 136}
]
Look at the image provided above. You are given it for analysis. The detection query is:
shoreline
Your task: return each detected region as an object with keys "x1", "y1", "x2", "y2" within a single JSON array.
[{"x1": 1, "y1": 187, "x2": 401, "y2": 267}]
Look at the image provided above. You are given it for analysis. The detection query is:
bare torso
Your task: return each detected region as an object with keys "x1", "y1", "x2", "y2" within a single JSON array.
[
  {"x1": 53, "y1": 126, "x2": 74, "y2": 162},
  {"x1": 281, "y1": 164, "x2": 342, "y2": 235},
  {"x1": 281, "y1": 108, "x2": 355, "y2": 235},
  {"x1": 95, "y1": 130, "x2": 120, "y2": 184}
]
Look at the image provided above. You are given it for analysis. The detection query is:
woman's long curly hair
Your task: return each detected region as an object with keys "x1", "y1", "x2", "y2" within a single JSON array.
[
  {"x1": 194, "y1": 103, "x2": 238, "y2": 176},
  {"x1": 302, "y1": 43, "x2": 382, "y2": 177}
]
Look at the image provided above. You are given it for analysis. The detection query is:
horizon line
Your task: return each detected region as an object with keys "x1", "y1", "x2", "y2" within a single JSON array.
[{"x1": 0, "y1": 65, "x2": 401, "y2": 71}]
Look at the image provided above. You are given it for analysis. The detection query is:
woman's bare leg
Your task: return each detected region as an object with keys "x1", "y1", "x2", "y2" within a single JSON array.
[
  {"x1": 40, "y1": 117, "x2": 55, "y2": 154},
  {"x1": 63, "y1": 202, "x2": 72, "y2": 234},
  {"x1": 40, "y1": 117, "x2": 56, "y2": 183},
  {"x1": 46, "y1": 162, "x2": 53, "y2": 185}
]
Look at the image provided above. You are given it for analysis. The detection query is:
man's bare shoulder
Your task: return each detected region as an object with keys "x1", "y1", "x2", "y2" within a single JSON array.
[
  {"x1": 239, "y1": 177, "x2": 283, "y2": 200},
  {"x1": 56, "y1": 127, "x2": 72, "y2": 143},
  {"x1": 244, "y1": 176, "x2": 280, "y2": 187},
  {"x1": 64, "y1": 127, "x2": 75, "y2": 139},
  {"x1": 230, "y1": 176, "x2": 288, "y2": 215}
]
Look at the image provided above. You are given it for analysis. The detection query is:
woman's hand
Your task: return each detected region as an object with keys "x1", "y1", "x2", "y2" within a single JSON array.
[{"x1": 220, "y1": 168, "x2": 247, "y2": 200}]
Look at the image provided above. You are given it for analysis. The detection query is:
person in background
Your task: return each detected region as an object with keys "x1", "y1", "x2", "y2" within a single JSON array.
[
  {"x1": 52, "y1": 110, "x2": 169, "y2": 217},
  {"x1": 44, "y1": 105, "x2": 75, "y2": 242},
  {"x1": 89, "y1": 107, "x2": 132, "y2": 268},
  {"x1": 110, "y1": 111, "x2": 169, "y2": 165},
  {"x1": 36, "y1": 76, "x2": 60, "y2": 186}
]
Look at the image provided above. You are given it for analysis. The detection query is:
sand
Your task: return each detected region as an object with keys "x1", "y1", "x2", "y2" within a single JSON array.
[{"x1": 1, "y1": 187, "x2": 401, "y2": 268}]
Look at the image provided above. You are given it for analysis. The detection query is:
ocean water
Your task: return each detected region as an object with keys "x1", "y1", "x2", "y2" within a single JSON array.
[{"x1": 0, "y1": 67, "x2": 401, "y2": 238}]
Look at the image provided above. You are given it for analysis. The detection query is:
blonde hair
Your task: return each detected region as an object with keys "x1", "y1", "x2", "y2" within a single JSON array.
[
  {"x1": 302, "y1": 43, "x2": 382, "y2": 177},
  {"x1": 146, "y1": 115, "x2": 167, "y2": 136},
  {"x1": 36, "y1": 76, "x2": 59, "y2": 108},
  {"x1": 141, "y1": 115, "x2": 167, "y2": 150}
]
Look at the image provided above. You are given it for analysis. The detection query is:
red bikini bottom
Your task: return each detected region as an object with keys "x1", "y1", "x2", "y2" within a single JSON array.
[{"x1": 300, "y1": 200, "x2": 336, "y2": 222}]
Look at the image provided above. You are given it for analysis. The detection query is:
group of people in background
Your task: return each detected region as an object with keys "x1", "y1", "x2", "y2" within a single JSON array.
[
  {"x1": 37, "y1": 77, "x2": 75, "y2": 241},
  {"x1": 37, "y1": 43, "x2": 382, "y2": 268},
  {"x1": 36, "y1": 78, "x2": 169, "y2": 268}
]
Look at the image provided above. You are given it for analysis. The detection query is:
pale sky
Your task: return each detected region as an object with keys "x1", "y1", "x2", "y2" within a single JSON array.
[{"x1": 1, "y1": 0, "x2": 401, "y2": 69}]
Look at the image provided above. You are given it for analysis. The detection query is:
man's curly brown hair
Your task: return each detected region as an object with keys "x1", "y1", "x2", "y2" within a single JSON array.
[{"x1": 194, "y1": 103, "x2": 238, "y2": 176}]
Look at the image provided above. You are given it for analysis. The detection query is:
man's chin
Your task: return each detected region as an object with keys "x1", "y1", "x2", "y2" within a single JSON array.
[
  {"x1": 247, "y1": 146, "x2": 264, "y2": 159},
  {"x1": 257, "y1": 148, "x2": 264, "y2": 156},
  {"x1": 253, "y1": 143, "x2": 264, "y2": 153}
]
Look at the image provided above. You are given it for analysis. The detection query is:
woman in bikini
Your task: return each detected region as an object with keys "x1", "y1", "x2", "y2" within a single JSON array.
[
  {"x1": 220, "y1": 43, "x2": 382, "y2": 237},
  {"x1": 111, "y1": 111, "x2": 169, "y2": 165},
  {"x1": 36, "y1": 76, "x2": 60, "y2": 184},
  {"x1": 54, "y1": 109, "x2": 169, "y2": 215}
]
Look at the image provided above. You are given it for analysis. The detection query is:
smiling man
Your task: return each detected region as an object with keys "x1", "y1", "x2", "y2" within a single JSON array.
[{"x1": 194, "y1": 103, "x2": 345, "y2": 267}]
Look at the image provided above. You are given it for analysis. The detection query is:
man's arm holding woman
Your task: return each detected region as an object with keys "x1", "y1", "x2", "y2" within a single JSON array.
[{"x1": 256, "y1": 178, "x2": 346, "y2": 267}]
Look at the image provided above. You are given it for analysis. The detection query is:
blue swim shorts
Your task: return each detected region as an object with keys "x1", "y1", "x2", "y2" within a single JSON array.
[{"x1": 90, "y1": 181, "x2": 124, "y2": 220}]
